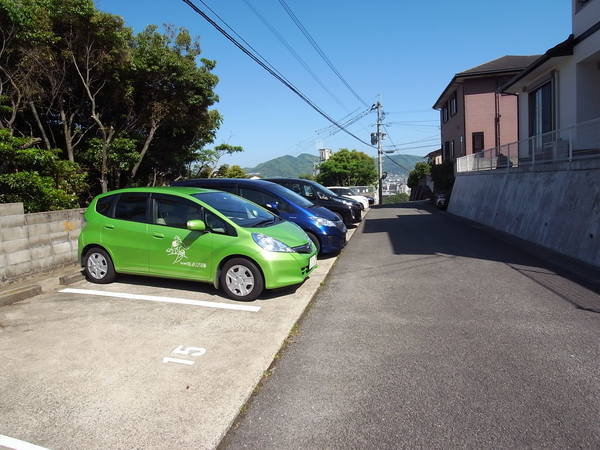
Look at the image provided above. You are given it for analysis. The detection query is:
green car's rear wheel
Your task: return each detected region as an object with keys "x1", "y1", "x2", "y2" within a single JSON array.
[
  {"x1": 220, "y1": 257, "x2": 264, "y2": 301},
  {"x1": 83, "y1": 247, "x2": 116, "y2": 284}
]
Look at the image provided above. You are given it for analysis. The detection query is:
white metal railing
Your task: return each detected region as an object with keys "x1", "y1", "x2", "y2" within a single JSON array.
[{"x1": 456, "y1": 116, "x2": 600, "y2": 173}]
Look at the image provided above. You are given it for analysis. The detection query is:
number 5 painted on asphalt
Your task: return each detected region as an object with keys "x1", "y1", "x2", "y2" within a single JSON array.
[{"x1": 171, "y1": 345, "x2": 206, "y2": 357}]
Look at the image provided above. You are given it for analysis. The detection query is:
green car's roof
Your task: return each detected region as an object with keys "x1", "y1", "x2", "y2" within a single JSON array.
[{"x1": 97, "y1": 186, "x2": 216, "y2": 197}]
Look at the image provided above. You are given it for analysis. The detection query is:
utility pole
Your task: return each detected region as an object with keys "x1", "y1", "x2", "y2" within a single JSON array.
[{"x1": 371, "y1": 101, "x2": 384, "y2": 205}]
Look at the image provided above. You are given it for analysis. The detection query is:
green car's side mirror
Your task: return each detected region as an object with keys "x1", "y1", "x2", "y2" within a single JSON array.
[{"x1": 187, "y1": 219, "x2": 206, "y2": 231}]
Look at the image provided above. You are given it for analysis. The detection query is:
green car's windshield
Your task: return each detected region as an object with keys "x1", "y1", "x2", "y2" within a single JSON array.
[{"x1": 193, "y1": 191, "x2": 279, "y2": 228}]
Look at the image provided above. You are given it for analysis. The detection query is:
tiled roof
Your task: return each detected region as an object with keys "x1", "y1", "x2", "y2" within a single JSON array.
[
  {"x1": 457, "y1": 55, "x2": 541, "y2": 76},
  {"x1": 433, "y1": 54, "x2": 542, "y2": 109}
]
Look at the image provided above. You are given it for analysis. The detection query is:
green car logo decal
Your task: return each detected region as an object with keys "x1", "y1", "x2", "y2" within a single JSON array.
[
  {"x1": 167, "y1": 235, "x2": 188, "y2": 263},
  {"x1": 166, "y1": 235, "x2": 206, "y2": 268}
]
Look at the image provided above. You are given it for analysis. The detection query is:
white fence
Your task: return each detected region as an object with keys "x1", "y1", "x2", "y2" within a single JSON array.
[{"x1": 456, "y1": 117, "x2": 600, "y2": 173}]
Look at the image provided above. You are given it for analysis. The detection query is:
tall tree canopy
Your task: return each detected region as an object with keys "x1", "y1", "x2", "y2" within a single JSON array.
[
  {"x1": 316, "y1": 148, "x2": 377, "y2": 186},
  {"x1": 0, "y1": 0, "x2": 224, "y2": 209},
  {"x1": 407, "y1": 161, "x2": 431, "y2": 188}
]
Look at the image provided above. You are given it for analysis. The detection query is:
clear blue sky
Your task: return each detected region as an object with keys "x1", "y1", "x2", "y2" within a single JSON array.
[{"x1": 96, "y1": 0, "x2": 570, "y2": 167}]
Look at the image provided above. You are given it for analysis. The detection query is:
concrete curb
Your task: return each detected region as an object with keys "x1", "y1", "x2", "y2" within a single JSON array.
[
  {"x1": 59, "y1": 271, "x2": 84, "y2": 285},
  {"x1": 0, "y1": 285, "x2": 42, "y2": 307},
  {"x1": 214, "y1": 210, "x2": 370, "y2": 448}
]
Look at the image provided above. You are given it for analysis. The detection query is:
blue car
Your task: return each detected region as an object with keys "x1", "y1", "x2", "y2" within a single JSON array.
[{"x1": 171, "y1": 178, "x2": 347, "y2": 254}]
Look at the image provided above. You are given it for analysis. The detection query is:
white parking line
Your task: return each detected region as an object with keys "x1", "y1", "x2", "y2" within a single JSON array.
[
  {"x1": 0, "y1": 434, "x2": 49, "y2": 450},
  {"x1": 59, "y1": 288, "x2": 261, "y2": 312}
]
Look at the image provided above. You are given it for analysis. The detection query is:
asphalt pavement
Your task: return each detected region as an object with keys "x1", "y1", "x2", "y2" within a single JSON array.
[{"x1": 221, "y1": 202, "x2": 600, "y2": 449}]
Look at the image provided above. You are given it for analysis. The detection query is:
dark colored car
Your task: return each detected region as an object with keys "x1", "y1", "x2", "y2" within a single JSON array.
[
  {"x1": 171, "y1": 178, "x2": 347, "y2": 255},
  {"x1": 434, "y1": 193, "x2": 448, "y2": 210},
  {"x1": 265, "y1": 178, "x2": 362, "y2": 227}
]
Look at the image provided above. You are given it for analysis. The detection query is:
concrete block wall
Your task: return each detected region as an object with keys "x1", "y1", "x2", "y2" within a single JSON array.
[
  {"x1": 0, "y1": 203, "x2": 85, "y2": 285},
  {"x1": 448, "y1": 162, "x2": 600, "y2": 268}
]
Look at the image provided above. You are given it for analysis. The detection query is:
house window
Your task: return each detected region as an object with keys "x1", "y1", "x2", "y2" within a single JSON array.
[
  {"x1": 442, "y1": 103, "x2": 449, "y2": 123},
  {"x1": 528, "y1": 81, "x2": 554, "y2": 137},
  {"x1": 443, "y1": 141, "x2": 450, "y2": 161},
  {"x1": 450, "y1": 140, "x2": 455, "y2": 159},
  {"x1": 450, "y1": 92, "x2": 457, "y2": 116},
  {"x1": 472, "y1": 132, "x2": 484, "y2": 153}
]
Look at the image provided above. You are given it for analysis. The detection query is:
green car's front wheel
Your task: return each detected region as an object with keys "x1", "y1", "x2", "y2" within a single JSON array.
[
  {"x1": 220, "y1": 257, "x2": 264, "y2": 301},
  {"x1": 83, "y1": 247, "x2": 116, "y2": 284}
]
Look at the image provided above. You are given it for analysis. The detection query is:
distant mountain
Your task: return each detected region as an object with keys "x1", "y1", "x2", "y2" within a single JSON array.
[
  {"x1": 245, "y1": 153, "x2": 318, "y2": 178},
  {"x1": 383, "y1": 154, "x2": 426, "y2": 177},
  {"x1": 245, "y1": 152, "x2": 425, "y2": 179}
]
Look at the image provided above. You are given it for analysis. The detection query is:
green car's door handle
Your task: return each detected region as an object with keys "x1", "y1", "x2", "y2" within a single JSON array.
[
  {"x1": 104, "y1": 224, "x2": 115, "y2": 229},
  {"x1": 152, "y1": 232, "x2": 165, "y2": 239}
]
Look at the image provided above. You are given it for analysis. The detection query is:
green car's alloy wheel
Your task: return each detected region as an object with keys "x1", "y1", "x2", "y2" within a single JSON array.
[
  {"x1": 220, "y1": 258, "x2": 264, "y2": 301},
  {"x1": 84, "y1": 248, "x2": 116, "y2": 284}
]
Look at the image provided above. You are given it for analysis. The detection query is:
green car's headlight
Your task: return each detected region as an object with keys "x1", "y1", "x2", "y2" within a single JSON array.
[
  {"x1": 252, "y1": 233, "x2": 294, "y2": 253},
  {"x1": 309, "y1": 216, "x2": 335, "y2": 227}
]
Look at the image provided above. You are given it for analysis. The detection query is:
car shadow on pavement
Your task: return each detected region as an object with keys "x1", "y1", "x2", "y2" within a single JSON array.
[
  {"x1": 361, "y1": 201, "x2": 600, "y2": 312},
  {"x1": 111, "y1": 273, "x2": 303, "y2": 303},
  {"x1": 113, "y1": 273, "x2": 221, "y2": 296}
]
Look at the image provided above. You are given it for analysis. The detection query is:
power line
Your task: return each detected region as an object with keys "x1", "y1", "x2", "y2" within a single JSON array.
[
  {"x1": 383, "y1": 153, "x2": 410, "y2": 172},
  {"x1": 384, "y1": 144, "x2": 439, "y2": 151},
  {"x1": 181, "y1": 0, "x2": 375, "y2": 148},
  {"x1": 385, "y1": 109, "x2": 437, "y2": 114},
  {"x1": 386, "y1": 122, "x2": 440, "y2": 128},
  {"x1": 389, "y1": 120, "x2": 439, "y2": 123},
  {"x1": 382, "y1": 136, "x2": 439, "y2": 147},
  {"x1": 241, "y1": 0, "x2": 349, "y2": 111},
  {"x1": 315, "y1": 106, "x2": 362, "y2": 133},
  {"x1": 277, "y1": 0, "x2": 369, "y2": 108},
  {"x1": 316, "y1": 108, "x2": 370, "y2": 137}
]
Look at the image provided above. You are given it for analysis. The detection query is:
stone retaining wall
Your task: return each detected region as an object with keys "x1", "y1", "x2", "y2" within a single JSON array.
[
  {"x1": 0, "y1": 203, "x2": 84, "y2": 285},
  {"x1": 449, "y1": 160, "x2": 600, "y2": 269}
]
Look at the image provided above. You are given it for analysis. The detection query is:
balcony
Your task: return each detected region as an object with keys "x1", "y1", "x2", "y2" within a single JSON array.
[{"x1": 456, "y1": 117, "x2": 600, "y2": 174}]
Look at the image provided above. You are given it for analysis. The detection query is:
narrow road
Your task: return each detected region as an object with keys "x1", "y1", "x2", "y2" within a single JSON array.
[{"x1": 221, "y1": 202, "x2": 600, "y2": 449}]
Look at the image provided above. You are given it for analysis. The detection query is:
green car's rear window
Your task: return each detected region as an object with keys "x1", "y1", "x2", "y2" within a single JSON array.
[{"x1": 96, "y1": 195, "x2": 114, "y2": 217}]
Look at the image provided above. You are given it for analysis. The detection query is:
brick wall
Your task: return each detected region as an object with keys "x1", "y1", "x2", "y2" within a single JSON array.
[{"x1": 0, "y1": 203, "x2": 84, "y2": 285}]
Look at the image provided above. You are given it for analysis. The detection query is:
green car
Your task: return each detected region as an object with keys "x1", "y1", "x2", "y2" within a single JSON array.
[{"x1": 78, "y1": 187, "x2": 318, "y2": 301}]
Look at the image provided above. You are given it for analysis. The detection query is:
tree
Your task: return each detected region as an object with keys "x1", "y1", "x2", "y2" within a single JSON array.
[
  {"x1": 316, "y1": 148, "x2": 376, "y2": 186},
  {"x1": 213, "y1": 164, "x2": 247, "y2": 178},
  {"x1": 0, "y1": 0, "x2": 55, "y2": 134},
  {"x1": 298, "y1": 173, "x2": 315, "y2": 180},
  {"x1": 190, "y1": 143, "x2": 243, "y2": 178},
  {"x1": 0, "y1": 1, "x2": 223, "y2": 204},
  {"x1": 407, "y1": 161, "x2": 431, "y2": 188},
  {"x1": 127, "y1": 25, "x2": 220, "y2": 182},
  {"x1": 67, "y1": 8, "x2": 132, "y2": 193},
  {"x1": 0, "y1": 129, "x2": 86, "y2": 212}
]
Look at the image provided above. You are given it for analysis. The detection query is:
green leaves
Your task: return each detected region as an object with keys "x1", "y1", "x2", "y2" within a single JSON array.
[
  {"x1": 0, "y1": 1, "x2": 222, "y2": 200},
  {"x1": 0, "y1": 129, "x2": 85, "y2": 212},
  {"x1": 316, "y1": 149, "x2": 377, "y2": 186},
  {"x1": 407, "y1": 162, "x2": 431, "y2": 188},
  {"x1": 213, "y1": 164, "x2": 248, "y2": 179}
]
